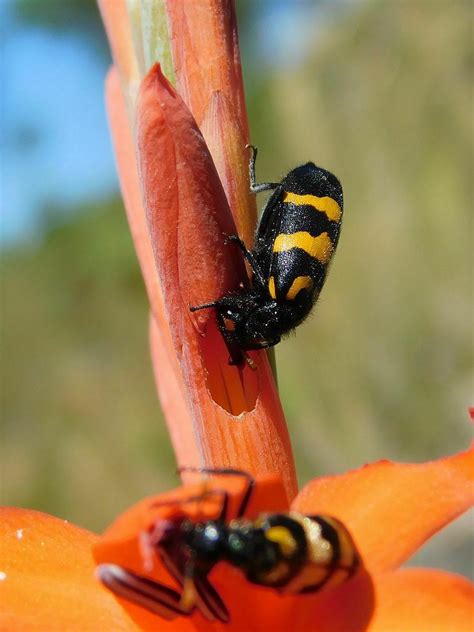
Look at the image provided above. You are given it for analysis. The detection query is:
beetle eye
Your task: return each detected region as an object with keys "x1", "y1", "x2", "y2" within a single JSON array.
[{"x1": 223, "y1": 317, "x2": 236, "y2": 332}]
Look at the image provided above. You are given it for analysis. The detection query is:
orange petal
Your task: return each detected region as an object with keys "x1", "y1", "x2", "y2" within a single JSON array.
[
  {"x1": 367, "y1": 568, "x2": 474, "y2": 632},
  {"x1": 274, "y1": 571, "x2": 375, "y2": 632},
  {"x1": 293, "y1": 444, "x2": 474, "y2": 573},
  {"x1": 105, "y1": 67, "x2": 198, "y2": 467},
  {"x1": 284, "y1": 567, "x2": 473, "y2": 632},
  {"x1": 0, "y1": 508, "x2": 143, "y2": 631},
  {"x1": 136, "y1": 63, "x2": 296, "y2": 500}
]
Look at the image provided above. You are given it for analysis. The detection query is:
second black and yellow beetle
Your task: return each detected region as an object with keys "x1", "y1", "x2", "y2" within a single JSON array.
[
  {"x1": 98, "y1": 469, "x2": 360, "y2": 623},
  {"x1": 190, "y1": 146, "x2": 344, "y2": 363}
]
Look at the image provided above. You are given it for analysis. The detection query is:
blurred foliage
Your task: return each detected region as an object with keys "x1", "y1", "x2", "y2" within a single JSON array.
[
  {"x1": 252, "y1": 1, "x2": 473, "y2": 476},
  {"x1": 2, "y1": 201, "x2": 177, "y2": 530},
  {"x1": 3, "y1": 1, "x2": 472, "y2": 572}
]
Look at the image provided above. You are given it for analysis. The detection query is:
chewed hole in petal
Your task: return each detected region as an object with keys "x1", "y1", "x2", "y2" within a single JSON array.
[{"x1": 199, "y1": 324, "x2": 258, "y2": 415}]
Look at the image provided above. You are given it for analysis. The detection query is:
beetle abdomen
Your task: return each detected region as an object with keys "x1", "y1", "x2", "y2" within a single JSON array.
[{"x1": 262, "y1": 167, "x2": 343, "y2": 303}]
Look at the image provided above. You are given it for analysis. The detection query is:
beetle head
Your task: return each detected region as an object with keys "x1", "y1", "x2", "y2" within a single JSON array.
[{"x1": 217, "y1": 292, "x2": 299, "y2": 350}]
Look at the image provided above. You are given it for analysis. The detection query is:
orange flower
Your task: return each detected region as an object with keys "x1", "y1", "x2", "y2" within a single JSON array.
[{"x1": 2, "y1": 448, "x2": 473, "y2": 631}]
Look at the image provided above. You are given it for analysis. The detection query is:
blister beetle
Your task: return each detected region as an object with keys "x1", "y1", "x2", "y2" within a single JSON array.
[
  {"x1": 98, "y1": 468, "x2": 360, "y2": 623},
  {"x1": 190, "y1": 146, "x2": 343, "y2": 365}
]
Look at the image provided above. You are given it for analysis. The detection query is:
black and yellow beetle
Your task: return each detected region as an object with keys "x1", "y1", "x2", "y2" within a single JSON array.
[
  {"x1": 98, "y1": 469, "x2": 360, "y2": 623},
  {"x1": 190, "y1": 146, "x2": 344, "y2": 364}
]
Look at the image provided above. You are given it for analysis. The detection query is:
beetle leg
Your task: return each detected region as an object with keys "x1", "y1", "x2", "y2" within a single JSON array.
[
  {"x1": 158, "y1": 549, "x2": 228, "y2": 623},
  {"x1": 250, "y1": 337, "x2": 281, "y2": 350},
  {"x1": 177, "y1": 467, "x2": 255, "y2": 519},
  {"x1": 150, "y1": 489, "x2": 227, "y2": 513},
  {"x1": 97, "y1": 564, "x2": 186, "y2": 620},
  {"x1": 246, "y1": 144, "x2": 279, "y2": 193},
  {"x1": 193, "y1": 574, "x2": 230, "y2": 623},
  {"x1": 180, "y1": 563, "x2": 229, "y2": 623},
  {"x1": 223, "y1": 233, "x2": 266, "y2": 287},
  {"x1": 244, "y1": 353, "x2": 258, "y2": 371}
]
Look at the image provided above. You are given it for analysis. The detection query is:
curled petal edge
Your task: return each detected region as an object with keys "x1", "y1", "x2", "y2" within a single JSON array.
[{"x1": 293, "y1": 442, "x2": 474, "y2": 573}]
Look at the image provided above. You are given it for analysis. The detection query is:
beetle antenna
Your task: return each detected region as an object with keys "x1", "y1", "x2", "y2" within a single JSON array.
[{"x1": 190, "y1": 301, "x2": 219, "y2": 312}]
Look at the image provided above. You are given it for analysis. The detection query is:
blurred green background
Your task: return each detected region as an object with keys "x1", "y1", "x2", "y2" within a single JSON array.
[{"x1": 2, "y1": 1, "x2": 472, "y2": 577}]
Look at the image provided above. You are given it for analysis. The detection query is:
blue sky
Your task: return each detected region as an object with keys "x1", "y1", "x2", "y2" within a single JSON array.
[
  {"x1": 1, "y1": 5, "x2": 116, "y2": 243},
  {"x1": 1, "y1": 1, "x2": 333, "y2": 245}
]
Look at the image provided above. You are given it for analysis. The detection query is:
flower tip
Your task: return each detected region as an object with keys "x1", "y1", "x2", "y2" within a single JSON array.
[
  {"x1": 143, "y1": 62, "x2": 174, "y2": 97},
  {"x1": 147, "y1": 61, "x2": 164, "y2": 81}
]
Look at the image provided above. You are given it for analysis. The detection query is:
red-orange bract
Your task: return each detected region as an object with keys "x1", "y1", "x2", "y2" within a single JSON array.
[{"x1": 99, "y1": 0, "x2": 298, "y2": 502}]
